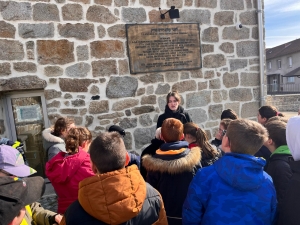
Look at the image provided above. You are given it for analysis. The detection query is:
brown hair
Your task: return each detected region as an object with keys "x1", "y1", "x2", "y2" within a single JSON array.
[
  {"x1": 258, "y1": 105, "x2": 284, "y2": 121},
  {"x1": 184, "y1": 122, "x2": 219, "y2": 158},
  {"x1": 166, "y1": 91, "x2": 181, "y2": 104},
  {"x1": 161, "y1": 118, "x2": 183, "y2": 143},
  {"x1": 65, "y1": 128, "x2": 80, "y2": 155},
  {"x1": 220, "y1": 119, "x2": 232, "y2": 130},
  {"x1": 77, "y1": 127, "x2": 92, "y2": 146},
  {"x1": 221, "y1": 109, "x2": 238, "y2": 120},
  {"x1": 89, "y1": 132, "x2": 126, "y2": 174},
  {"x1": 226, "y1": 119, "x2": 268, "y2": 155},
  {"x1": 265, "y1": 120, "x2": 287, "y2": 148},
  {"x1": 52, "y1": 117, "x2": 74, "y2": 137}
]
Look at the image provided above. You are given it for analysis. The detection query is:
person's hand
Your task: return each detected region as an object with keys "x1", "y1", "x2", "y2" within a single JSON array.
[{"x1": 54, "y1": 214, "x2": 63, "y2": 224}]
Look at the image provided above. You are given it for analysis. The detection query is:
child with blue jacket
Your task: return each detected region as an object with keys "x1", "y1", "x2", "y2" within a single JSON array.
[{"x1": 183, "y1": 119, "x2": 277, "y2": 225}]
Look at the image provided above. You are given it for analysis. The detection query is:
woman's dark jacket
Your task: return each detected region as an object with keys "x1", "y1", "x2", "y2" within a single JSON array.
[
  {"x1": 156, "y1": 105, "x2": 192, "y2": 128},
  {"x1": 142, "y1": 141, "x2": 201, "y2": 225},
  {"x1": 277, "y1": 160, "x2": 300, "y2": 225}
]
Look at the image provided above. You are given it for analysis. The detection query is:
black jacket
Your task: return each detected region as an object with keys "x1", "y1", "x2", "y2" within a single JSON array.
[
  {"x1": 277, "y1": 160, "x2": 300, "y2": 225},
  {"x1": 265, "y1": 153, "x2": 293, "y2": 204},
  {"x1": 140, "y1": 138, "x2": 163, "y2": 180},
  {"x1": 143, "y1": 141, "x2": 201, "y2": 225},
  {"x1": 63, "y1": 183, "x2": 164, "y2": 225},
  {"x1": 156, "y1": 105, "x2": 192, "y2": 128}
]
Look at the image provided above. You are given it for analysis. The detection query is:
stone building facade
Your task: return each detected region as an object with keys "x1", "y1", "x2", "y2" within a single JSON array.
[{"x1": 0, "y1": 0, "x2": 262, "y2": 153}]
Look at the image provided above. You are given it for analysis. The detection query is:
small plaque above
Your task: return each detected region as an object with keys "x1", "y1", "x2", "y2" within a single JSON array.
[{"x1": 126, "y1": 23, "x2": 202, "y2": 74}]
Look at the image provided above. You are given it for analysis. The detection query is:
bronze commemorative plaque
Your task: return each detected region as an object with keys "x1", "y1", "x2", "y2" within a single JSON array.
[{"x1": 126, "y1": 23, "x2": 201, "y2": 74}]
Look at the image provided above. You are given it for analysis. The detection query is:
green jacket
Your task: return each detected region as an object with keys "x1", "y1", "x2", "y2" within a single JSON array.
[{"x1": 21, "y1": 202, "x2": 56, "y2": 225}]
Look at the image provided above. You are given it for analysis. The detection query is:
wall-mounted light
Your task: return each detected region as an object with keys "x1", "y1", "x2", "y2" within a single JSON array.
[{"x1": 159, "y1": 6, "x2": 180, "y2": 19}]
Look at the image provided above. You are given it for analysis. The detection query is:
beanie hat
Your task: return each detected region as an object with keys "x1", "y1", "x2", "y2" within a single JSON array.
[{"x1": 108, "y1": 125, "x2": 125, "y2": 136}]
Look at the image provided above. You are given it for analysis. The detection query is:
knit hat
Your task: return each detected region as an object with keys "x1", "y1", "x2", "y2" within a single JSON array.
[
  {"x1": 0, "y1": 145, "x2": 36, "y2": 177},
  {"x1": 108, "y1": 125, "x2": 126, "y2": 137},
  {"x1": 286, "y1": 116, "x2": 300, "y2": 161},
  {"x1": 0, "y1": 176, "x2": 45, "y2": 225}
]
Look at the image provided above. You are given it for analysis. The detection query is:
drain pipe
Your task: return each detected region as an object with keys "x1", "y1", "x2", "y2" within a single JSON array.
[{"x1": 257, "y1": 0, "x2": 266, "y2": 106}]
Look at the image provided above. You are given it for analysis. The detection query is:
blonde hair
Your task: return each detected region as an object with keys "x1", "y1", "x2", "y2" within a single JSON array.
[
  {"x1": 227, "y1": 119, "x2": 268, "y2": 155},
  {"x1": 77, "y1": 127, "x2": 92, "y2": 146}
]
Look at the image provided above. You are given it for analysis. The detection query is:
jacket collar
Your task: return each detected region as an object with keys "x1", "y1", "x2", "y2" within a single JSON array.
[
  {"x1": 271, "y1": 145, "x2": 291, "y2": 157},
  {"x1": 142, "y1": 146, "x2": 201, "y2": 175}
]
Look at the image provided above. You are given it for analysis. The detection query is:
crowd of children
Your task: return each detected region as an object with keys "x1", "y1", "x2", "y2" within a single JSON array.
[{"x1": 1, "y1": 93, "x2": 300, "y2": 225}]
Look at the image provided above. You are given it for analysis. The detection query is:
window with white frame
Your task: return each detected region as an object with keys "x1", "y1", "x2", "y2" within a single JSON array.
[
  {"x1": 268, "y1": 61, "x2": 272, "y2": 70},
  {"x1": 288, "y1": 57, "x2": 292, "y2": 67},
  {"x1": 287, "y1": 77, "x2": 295, "y2": 83},
  {"x1": 277, "y1": 60, "x2": 281, "y2": 69}
]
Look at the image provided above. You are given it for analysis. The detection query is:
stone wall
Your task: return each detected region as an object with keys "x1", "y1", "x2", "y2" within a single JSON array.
[
  {"x1": 266, "y1": 94, "x2": 300, "y2": 112},
  {"x1": 0, "y1": 0, "x2": 263, "y2": 152}
]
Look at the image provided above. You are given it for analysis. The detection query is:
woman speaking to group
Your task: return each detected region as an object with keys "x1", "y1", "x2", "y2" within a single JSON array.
[{"x1": 156, "y1": 91, "x2": 192, "y2": 128}]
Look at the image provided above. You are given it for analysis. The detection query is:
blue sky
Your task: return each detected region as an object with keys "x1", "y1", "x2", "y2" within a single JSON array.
[{"x1": 265, "y1": 0, "x2": 300, "y2": 48}]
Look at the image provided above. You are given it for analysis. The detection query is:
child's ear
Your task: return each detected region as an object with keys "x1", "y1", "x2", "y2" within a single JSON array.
[
  {"x1": 181, "y1": 133, "x2": 185, "y2": 141},
  {"x1": 262, "y1": 117, "x2": 267, "y2": 124},
  {"x1": 125, "y1": 152, "x2": 130, "y2": 166},
  {"x1": 90, "y1": 160, "x2": 99, "y2": 174},
  {"x1": 160, "y1": 133, "x2": 165, "y2": 142},
  {"x1": 222, "y1": 135, "x2": 231, "y2": 153}
]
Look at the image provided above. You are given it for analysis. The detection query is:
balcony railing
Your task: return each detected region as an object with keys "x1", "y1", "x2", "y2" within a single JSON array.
[{"x1": 267, "y1": 83, "x2": 300, "y2": 95}]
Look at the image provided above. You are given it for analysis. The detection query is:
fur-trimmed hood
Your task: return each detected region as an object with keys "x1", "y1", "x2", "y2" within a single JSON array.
[
  {"x1": 42, "y1": 128, "x2": 65, "y2": 151},
  {"x1": 142, "y1": 146, "x2": 201, "y2": 175}
]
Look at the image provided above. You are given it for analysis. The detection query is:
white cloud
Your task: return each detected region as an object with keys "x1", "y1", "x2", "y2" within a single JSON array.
[
  {"x1": 280, "y1": 2, "x2": 300, "y2": 12},
  {"x1": 266, "y1": 36, "x2": 300, "y2": 48}
]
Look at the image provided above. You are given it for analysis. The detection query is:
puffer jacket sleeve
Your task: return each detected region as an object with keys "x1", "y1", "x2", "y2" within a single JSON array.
[
  {"x1": 182, "y1": 170, "x2": 205, "y2": 225},
  {"x1": 30, "y1": 202, "x2": 57, "y2": 225},
  {"x1": 154, "y1": 193, "x2": 168, "y2": 225},
  {"x1": 47, "y1": 145, "x2": 62, "y2": 161}
]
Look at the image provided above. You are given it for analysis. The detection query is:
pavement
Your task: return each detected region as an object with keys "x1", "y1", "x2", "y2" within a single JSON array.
[
  {"x1": 39, "y1": 178, "x2": 57, "y2": 212},
  {"x1": 281, "y1": 111, "x2": 298, "y2": 119}
]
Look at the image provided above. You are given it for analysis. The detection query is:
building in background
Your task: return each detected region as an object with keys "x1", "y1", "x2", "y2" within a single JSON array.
[
  {"x1": 266, "y1": 38, "x2": 300, "y2": 94},
  {"x1": 0, "y1": 0, "x2": 264, "y2": 176}
]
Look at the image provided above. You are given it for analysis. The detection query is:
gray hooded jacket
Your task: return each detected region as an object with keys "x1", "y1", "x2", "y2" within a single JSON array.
[{"x1": 42, "y1": 128, "x2": 66, "y2": 161}]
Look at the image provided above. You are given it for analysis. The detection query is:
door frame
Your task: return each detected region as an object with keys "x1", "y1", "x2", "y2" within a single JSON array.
[{"x1": 4, "y1": 91, "x2": 50, "y2": 141}]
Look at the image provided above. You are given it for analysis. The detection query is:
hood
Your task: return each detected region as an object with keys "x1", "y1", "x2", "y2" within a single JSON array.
[
  {"x1": 287, "y1": 116, "x2": 300, "y2": 161},
  {"x1": 214, "y1": 153, "x2": 266, "y2": 191},
  {"x1": 42, "y1": 128, "x2": 65, "y2": 150},
  {"x1": 46, "y1": 148, "x2": 88, "y2": 183},
  {"x1": 78, "y1": 165, "x2": 146, "y2": 225},
  {"x1": 142, "y1": 146, "x2": 201, "y2": 174}
]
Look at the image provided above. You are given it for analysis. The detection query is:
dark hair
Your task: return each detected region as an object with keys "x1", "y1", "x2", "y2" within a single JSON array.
[
  {"x1": 258, "y1": 106, "x2": 284, "y2": 121},
  {"x1": 108, "y1": 125, "x2": 125, "y2": 136},
  {"x1": 184, "y1": 122, "x2": 218, "y2": 158},
  {"x1": 89, "y1": 132, "x2": 126, "y2": 174},
  {"x1": 161, "y1": 118, "x2": 183, "y2": 143},
  {"x1": 221, "y1": 109, "x2": 238, "y2": 120},
  {"x1": 52, "y1": 117, "x2": 74, "y2": 137},
  {"x1": 166, "y1": 91, "x2": 181, "y2": 105},
  {"x1": 265, "y1": 120, "x2": 287, "y2": 148},
  {"x1": 77, "y1": 127, "x2": 92, "y2": 146},
  {"x1": 226, "y1": 119, "x2": 268, "y2": 155},
  {"x1": 65, "y1": 128, "x2": 80, "y2": 155}
]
